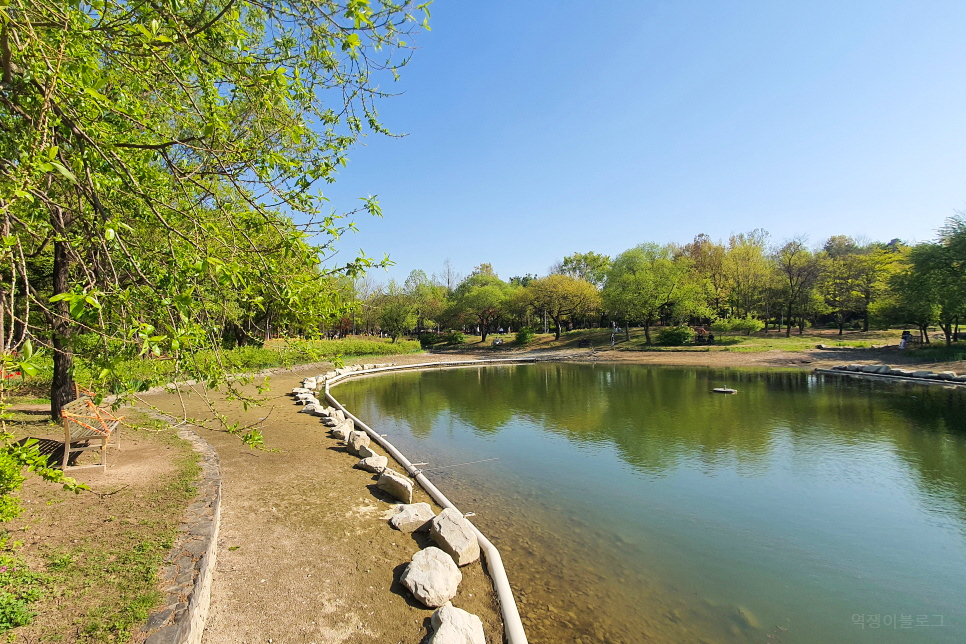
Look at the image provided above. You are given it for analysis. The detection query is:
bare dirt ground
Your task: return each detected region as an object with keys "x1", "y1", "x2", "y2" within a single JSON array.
[
  {"x1": 12, "y1": 416, "x2": 198, "y2": 643},
  {"x1": 140, "y1": 352, "x2": 503, "y2": 644}
]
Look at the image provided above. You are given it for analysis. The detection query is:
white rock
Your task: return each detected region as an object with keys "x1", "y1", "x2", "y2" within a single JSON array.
[
  {"x1": 330, "y1": 421, "x2": 354, "y2": 441},
  {"x1": 302, "y1": 378, "x2": 317, "y2": 389},
  {"x1": 377, "y1": 468, "x2": 414, "y2": 503},
  {"x1": 390, "y1": 503, "x2": 436, "y2": 533},
  {"x1": 400, "y1": 547, "x2": 461, "y2": 608},
  {"x1": 363, "y1": 363, "x2": 375, "y2": 370},
  {"x1": 291, "y1": 387, "x2": 311, "y2": 395},
  {"x1": 350, "y1": 364, "x2": 363, "y2": 372},
  {"x1": 430, "y1": 603, "x2": 485, "y2": 644},
  {"x1": 430, "y1": 508, "x2": 480, "y2": 566},
  {"x1": 346, "y1": 430, "x2": 371, "y2": 456},
  {"x1": 333, "y1": 409, "x2": 345, "y2": 422},
  {"x1": 299, "y1": 403, "x2": 322, "y2": 414},
  {"x1": 335, "y1": 368, "x2": 350, "y2": 376},
  {"x1": 357, "y1": 444, "x2": 377, "y2": 459},
  {"x1": 355, "y1": 455, "x2": 388, "y2": 473}
]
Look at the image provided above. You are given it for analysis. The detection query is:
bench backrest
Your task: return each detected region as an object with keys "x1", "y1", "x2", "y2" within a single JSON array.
[{"x1": 62, "y1": 397, "x2": 117, "y2": 441}]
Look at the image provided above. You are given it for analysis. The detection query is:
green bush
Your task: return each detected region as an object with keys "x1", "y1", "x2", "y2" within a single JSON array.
[
  {"x1": 443, "y1": 331, "x2": 465, "y2": 344},
  {"x1": 655, "y1": 326, "x2": 696, "y2": 346},
  {"x1": 0, "y1": 451, "x2": 26, "y2": 522},
  {"x1": 710, "y1": 315, "x2": 765, "y2": 335},
  {"x1": 515, "y1": 327, "x2": 536, "y2": 345},
  {"x1": 419, "y1": 333, "x2": 443, "y2": 349}
]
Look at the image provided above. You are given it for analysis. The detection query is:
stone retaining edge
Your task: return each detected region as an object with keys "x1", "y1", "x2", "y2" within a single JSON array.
[
  {"x1": 324, "y1": 357, "x2": 542, "y2": 644},
  {"x1": 141, "y1": 426, "x2": 222, "y2": 644},
  {"x1": 815, "y1": 368, "x2": 966, "y2": 388}
]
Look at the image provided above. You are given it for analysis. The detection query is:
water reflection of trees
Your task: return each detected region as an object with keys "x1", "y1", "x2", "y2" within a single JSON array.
[{"x1": 338, "y1": 364, "x2": 966, "y2": 523}]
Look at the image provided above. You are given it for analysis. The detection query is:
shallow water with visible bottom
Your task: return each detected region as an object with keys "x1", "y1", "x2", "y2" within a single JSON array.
[{"x1": 335, "y1": 364, "x2": 966, "y2": 644}]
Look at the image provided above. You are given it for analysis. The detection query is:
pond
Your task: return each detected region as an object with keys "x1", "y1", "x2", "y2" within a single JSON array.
[{"x1": 335, "y1": 363, "x2": 966, "y2": 644}]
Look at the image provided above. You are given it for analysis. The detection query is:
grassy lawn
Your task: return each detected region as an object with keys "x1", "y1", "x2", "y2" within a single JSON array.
[
  {"x1": 4, "y1": 412, "x2": 200, "y2": 642},
  {"x1": 6, "y1": 336, "x2": 422, "y2": 406},
  {"x1": 445, "y1": 326, "x2": 966, "y2": 363}
]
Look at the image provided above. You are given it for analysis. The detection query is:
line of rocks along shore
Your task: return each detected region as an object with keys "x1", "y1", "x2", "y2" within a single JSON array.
[
  {"x1": 290, "y1": 363, "x2": 490, "y2": 644},
  {"x1": 824, "y1": 363, "x2": 966, "y2": 382}
]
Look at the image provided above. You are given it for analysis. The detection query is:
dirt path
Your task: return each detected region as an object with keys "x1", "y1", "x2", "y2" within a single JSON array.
[{"x1": 140, "y1": 353, "x2": 503, "y2": 644}]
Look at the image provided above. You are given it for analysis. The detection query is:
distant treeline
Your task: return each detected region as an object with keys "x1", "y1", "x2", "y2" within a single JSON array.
[{"x1": 341, "y1": 218, "x2": 966, "y2": 346}]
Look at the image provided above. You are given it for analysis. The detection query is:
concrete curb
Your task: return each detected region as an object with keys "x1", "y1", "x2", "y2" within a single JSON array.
[
  {"x1": 815, "y1": 368, "x2": 966, "y2": 388},
  {"x1": 142, "y1": 428, "x2": 222, "y2": 644}
]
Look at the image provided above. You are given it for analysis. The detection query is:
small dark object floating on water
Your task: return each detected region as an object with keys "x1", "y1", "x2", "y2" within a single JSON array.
[{"x1": 712, "y1": 387, "x2": 738, "y2": 394}]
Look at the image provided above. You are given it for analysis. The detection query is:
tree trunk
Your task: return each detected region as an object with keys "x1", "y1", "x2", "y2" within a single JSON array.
[
  {"x1": 863, "y1": 310, "x2": 870, "y2": 332},
  {"x1": 643, "y1": 320, "x2": 652, "y2": 345},
  {"x1": 480, "y1": 321, "x2": 488, "y2": 342},
  {"x1": 838, "y1": 319, "x2": 844, "y2": 335},
  {"x1": 552, "y1": 314, "x2": 561, "y2": 340},
  {"x1": 940, "y1": 321, "x2": 952, "y2": 346},
  {"x1": 50, "y1": 239, "x2": 74, "y2": 421},
  {"x1": 785, "y1": 303, "x2": 793, "y2": 337},
  {"x1": 624, "y1": 323, "x2": 630, "y2": 342}
]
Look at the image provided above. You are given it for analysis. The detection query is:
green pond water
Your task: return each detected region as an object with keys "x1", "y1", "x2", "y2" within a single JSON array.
[{"x1": 335, "y1": 364, "x2": 966, "y2": 644}]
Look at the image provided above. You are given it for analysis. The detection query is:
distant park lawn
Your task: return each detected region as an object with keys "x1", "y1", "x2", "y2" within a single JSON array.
[{"x1": 451, "y1": 326, "x2": 966, "y2": 362}]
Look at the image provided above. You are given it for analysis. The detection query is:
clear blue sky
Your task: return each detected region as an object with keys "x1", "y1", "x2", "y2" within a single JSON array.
[{"x1": 319, "y1": 0, "x2": 966, "y2": 283}]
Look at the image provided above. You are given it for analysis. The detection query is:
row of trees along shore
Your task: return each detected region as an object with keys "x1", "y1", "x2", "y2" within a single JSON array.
[{"x1": 345, "y1": 219, "x2": 966, "y2": 347}]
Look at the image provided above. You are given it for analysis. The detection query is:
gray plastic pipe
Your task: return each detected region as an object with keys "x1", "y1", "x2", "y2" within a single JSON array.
[{"x1": 324, "y1": 358, "x2": 536, "y2": 644}]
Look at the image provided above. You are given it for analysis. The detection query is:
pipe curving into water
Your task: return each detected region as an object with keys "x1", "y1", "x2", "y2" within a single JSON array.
[{"x1": 325, "y1": 357, "x2": 541, "y2": 644}]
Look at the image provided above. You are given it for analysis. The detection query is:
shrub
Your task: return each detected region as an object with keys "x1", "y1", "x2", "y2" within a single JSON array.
[
  {"x1": 710, "y1": 315, "x2": 764, "y2": 335},
  {"x1": 419, "y1": 333, "x2": 443, "y2": 349},
  {"x1": 655, "y1": 326, "x2": 695, "y2": 346},
  {"x1": 443, "y1": 331, "x2": 465, "y2": 345},
  {"x1": 0, "y1": 451, "x2": 26, "y2": 522},
  {"x1": 515, "y1": 327, "x2": 536, "y2": 345}
]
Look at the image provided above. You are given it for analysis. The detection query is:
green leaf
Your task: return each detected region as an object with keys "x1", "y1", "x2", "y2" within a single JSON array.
[
  {"x1": 105, "y1": 228, "x2": 115, "y2": 241},
  {"x1": 49, "y1": 161, "x2": 77, "y2": 183}
]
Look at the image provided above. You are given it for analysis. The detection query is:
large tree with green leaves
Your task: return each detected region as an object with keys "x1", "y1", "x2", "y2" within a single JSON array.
[
  {"x1": 528, "y1": 274, "x2": 600, "y2": 340},
  {"x1": 452, "y1": 272, "x2": 508, "y2": 342},
  {"x1": 771, "y1": 239, "x2": 819, "y2": 336},
  {"x1": 906, "y1": 218, "x2": 966, "y2": 345},
  {"x1": 1, "y1": 0, "x2": 430, "y2": 420},
  {"x1": 603, "y1": 244, "x2": 707, "y2": 345}
]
